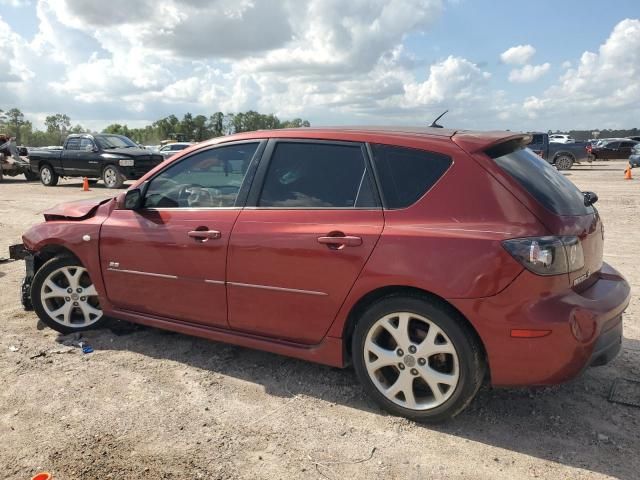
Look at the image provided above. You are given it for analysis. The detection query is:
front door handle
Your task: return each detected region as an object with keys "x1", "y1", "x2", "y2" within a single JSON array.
[
  {"x1": 317, "y1": 235, "x2": 362, "y2": 247},
  {"x1": 188, "y1": 230, "x2": 221, "y2": 240}
]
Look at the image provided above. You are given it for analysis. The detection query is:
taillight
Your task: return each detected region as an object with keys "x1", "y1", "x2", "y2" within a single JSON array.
[
  {"x1": 586, "y1": 145, "x2": 592, "y2": 153},
  {"x1": 502, "y1": 236, "x2": 584, "y2": 275}
]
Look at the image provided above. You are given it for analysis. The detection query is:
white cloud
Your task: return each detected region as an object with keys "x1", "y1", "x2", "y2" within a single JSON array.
[
  {"x1": 508, "y1": 63, "x2": 551, "y2": 83},
  {"x1": 522, "y1": 18, "x2": 640, "y2": 127},
  {"x1": 1, "y1": 3, "x2": 639, "y2": 133},
  {"x1": 500, "y1": 44, "x2": 536, "y2": 65},
  {"x1": 0, "y1": 0, "x2": 30, "y2": 6}
]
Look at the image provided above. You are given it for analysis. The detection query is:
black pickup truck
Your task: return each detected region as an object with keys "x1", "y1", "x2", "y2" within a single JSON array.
[
  {"x1": 29, "y1": 134, "x2": 164, "y2": 188},
  {"x1": 527, "y1": 132, "x2": 589, "y2": 170}
]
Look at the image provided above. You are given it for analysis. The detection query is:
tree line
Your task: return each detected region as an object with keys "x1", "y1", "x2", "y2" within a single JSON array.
[{"x1": 0, "y1": 107, "x2": 310, "y2": 147}]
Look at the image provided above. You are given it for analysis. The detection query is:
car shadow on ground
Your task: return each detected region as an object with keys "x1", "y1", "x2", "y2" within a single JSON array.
[{"x1": 54, "y1": 319, "x2": 640, "y2": 479}]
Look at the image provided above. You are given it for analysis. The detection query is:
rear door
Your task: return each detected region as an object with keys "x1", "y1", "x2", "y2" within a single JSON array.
[
  {"x1": 618, "y1": 141, "x2": 637, "y2": 158},
  {"x1": 226, "y1": 139, "x2": 384, "y2": 344}
]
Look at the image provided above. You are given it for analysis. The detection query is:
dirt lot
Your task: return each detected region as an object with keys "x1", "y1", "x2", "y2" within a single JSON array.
[{"x1": 1, "y1": 163, "x2": 639, "y2": 480}]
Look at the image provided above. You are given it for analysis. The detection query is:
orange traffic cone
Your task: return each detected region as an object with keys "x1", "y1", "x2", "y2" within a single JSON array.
[
  {"x1": 31, "y1": 473, "x2": 52, "y2": 480},
  {"x1": 82, "y1": 177, "x2": 90, "y2": 191},
  {"x1": 624, "y1": 165, "x2": 633, "y2": 180}
]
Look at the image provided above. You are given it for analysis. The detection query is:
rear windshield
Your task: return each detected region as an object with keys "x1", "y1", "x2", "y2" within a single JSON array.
[{"x1": 493, "y1": 147, "x2": 593, "y2": 216}]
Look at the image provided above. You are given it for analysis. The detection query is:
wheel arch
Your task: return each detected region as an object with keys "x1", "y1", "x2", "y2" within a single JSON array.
[
  {"x1": 341, "y1": 285, "x2": 489, "y2": 375},
  {"x1": 552, "y1": 150, "x2": 575, "y2": 162},
  {"x1": 33, "y1": 244, "x2": 81, "y2": 275}
]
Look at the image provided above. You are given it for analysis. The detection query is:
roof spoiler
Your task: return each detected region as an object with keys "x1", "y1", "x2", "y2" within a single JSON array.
[{"x1": 484, "y1": 136, "x2": 533, "y2": 159}]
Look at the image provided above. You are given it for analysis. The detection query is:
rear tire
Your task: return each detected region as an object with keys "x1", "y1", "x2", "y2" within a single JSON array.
[
  {"x1": 555, "y1": 154, "x2": 574, "y2": 170},
  {"x1": 39, "y1": 164, "x2": 59, "y2": 186},
  {"x1": 352, "y1": 296, "x2": 485, "y2": 422},
  {"x1": 31, "y1": 256, "x2": 106, "y2": 334},
  {"x1": 103, "y1": 165, "x2": 124, "y2": 189}
]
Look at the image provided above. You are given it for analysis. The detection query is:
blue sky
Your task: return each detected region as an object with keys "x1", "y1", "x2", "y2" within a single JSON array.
[{"x1": 1, "y1": 0, "x2": 639, "y2": 132}]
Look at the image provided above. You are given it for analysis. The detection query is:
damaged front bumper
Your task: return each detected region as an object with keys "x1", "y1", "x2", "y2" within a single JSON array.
[{"x1": 8, "y1": 244, "x2": 34, "y2": 310}]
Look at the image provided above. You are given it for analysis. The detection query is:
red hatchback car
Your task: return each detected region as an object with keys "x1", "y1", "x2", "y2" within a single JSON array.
[{"x1": 9, "y1": 127, "x2": 630, "y2": 421}]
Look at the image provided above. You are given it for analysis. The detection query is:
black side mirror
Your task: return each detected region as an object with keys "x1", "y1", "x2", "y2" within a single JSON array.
[
  {"x1": 124, "y1": 188, "x2": 143, "y2": 210},
  {"x1": 583, "y1": 191, "x2": 598, "y2": 206}
]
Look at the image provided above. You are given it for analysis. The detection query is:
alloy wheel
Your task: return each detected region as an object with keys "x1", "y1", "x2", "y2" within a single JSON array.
[
  {"x1": 40, "y1": 266, "x2": 102, "y2": 327},
  {"x1": 363, "y1": 312, "x2": 459, "y2": 410},
  {"x1": 41, "y1": 167, "x2": 51, "y2": 184}
]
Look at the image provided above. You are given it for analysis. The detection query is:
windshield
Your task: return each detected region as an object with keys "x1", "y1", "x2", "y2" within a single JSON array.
[
  {"x1": 494, "y1": 147, "x2": 593, "y2": 216},
  {"x1": 96, "y1": 135, "x2": 137, "y2": 149}
]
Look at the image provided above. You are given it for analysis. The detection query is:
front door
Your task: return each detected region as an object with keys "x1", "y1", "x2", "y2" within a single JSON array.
[
  {"x1": 100, "y1": 141, "x2": 263, "y2": 328},
  {"x1": 227, "y1": 140, "x2": 384, "y2": 344}
]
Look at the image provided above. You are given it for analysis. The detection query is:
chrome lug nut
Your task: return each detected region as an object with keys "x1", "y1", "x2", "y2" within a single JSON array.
[
  {"x1": 396, "y1": 349, "x2": 404, "y2": 356},
  {"x1": 76, "y1": 288, "x2": 83, "y2": 293},
  {"x1": 418, "y1": 358, "x2": 426, "y2": 366},
  {"x1": 410, "y1": 368, "x2": 419, "y2": 376},
  {"x1": 80, "y1": 297, "x2": 86, "y2": 301},
  {"x1": 73, "y1": 302, "x2": 78, "y2": 306},
  {"x1": 398, "y1": 363, "x2": 405, "y2": 370},
  {"x1": 67, "y1": 288, "x2": 73, "y2": 293},
  {"x1": 65, "y1": 297, "x2": 70, "y2": 302},
  {"x1": 408, "y1": 345, "x2": 417, "y2": 354}
]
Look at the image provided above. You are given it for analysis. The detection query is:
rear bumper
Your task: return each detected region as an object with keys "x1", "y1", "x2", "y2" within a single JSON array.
[{"x1": 452, "y1": 262, "x2": 630, "y2": 386}]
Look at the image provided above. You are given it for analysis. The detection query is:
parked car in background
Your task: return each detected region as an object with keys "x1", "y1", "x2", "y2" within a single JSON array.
[
  {"x1": 28, "y1": 134, "x2": 164, "y2": 188},
  {"x1": 527, "y1": 132, "x2": 588, "y2": 170},
  {"x1": 549, "y1": 134, "x2": 576, "y2": 144},
  {"x1": 626, "y1": 136, "x2": 640, "y2": 142},
  {"x1": 628, "y1": 143, "x2": 640, "y2": 168},
  {"x1": 158, "y1": 142, "x2": 194, "y2": 159},
  {"x1": 587, "y1": 139, "x2": 638, "y2": 161},
  {"x1": 9, "y1": 127, "x2": 630, "y2": 422}
]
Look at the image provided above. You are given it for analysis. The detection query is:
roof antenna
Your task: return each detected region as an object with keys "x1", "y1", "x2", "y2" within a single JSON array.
[{"x1": 429, "y1": 110, "x2": 448, "y2": 128}]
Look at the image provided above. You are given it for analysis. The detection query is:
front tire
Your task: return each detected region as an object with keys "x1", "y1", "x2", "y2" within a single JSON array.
[
  {"x1": 352, "y1": 296, "x2": 485, "y2": 422},
  {"x1": 103, "y1": 165, "x2": 124, "y2": 189},
  {"x1": 39, "y1": 164, "x2": 59, "y2": 186},
  {"x1": 31, "y1": 256, "x2": 106, "y2": 334}
]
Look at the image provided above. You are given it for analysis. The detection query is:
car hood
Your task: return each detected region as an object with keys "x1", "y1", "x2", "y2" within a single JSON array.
[
  {"x1": 102, "y1": 147, "x2": 155, "y2": 157},
  {"x1": 43, "y1": 197, "x2": 113, "y2": 221}
]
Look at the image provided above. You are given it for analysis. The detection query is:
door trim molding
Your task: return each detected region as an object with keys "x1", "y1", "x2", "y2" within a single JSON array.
[
  {"x1": 107, "y1": 267, "x2": 177, "y2": 280},
  {"x1": 228, "y1": 281, "x2": 328, "y2": 296}
]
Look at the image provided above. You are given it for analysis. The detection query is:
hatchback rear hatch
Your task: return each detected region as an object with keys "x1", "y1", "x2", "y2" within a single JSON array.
[{"x1": 454, "y1": 133, "x2": 603, "y2": 288}]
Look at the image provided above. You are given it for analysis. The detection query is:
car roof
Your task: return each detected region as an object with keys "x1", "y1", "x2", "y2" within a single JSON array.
[{"x1": 204, "y1": 126, "x2": 530, "y2": 154}]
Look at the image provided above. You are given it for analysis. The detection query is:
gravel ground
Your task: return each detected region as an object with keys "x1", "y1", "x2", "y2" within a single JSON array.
[{"x1": 1, "y1": 162, "x2": 639, "y2": 480}]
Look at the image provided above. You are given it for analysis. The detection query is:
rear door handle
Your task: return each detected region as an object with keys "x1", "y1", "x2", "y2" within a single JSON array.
[
  {"x1": 188, "y1": 230, "x2": 221, "y2": 240},
  {"x1": 317, "y1": 235, "x2": 362, "y2": 247}
]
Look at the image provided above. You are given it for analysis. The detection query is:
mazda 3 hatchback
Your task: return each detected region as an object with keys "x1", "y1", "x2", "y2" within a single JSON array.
[{"x1": 9, "y1": 127, "x2": 630, "y2": 422}]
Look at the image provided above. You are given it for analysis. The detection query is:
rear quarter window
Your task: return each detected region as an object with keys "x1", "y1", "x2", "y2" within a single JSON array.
[
  {"x1": 493, "y1": 147, "x2": 592, "y2": 216},
  {"x1": 370, "y1": 144, "x2": 452, "y2": 209}
]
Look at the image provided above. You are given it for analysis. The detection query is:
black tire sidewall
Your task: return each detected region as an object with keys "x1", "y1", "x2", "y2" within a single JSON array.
[
  {"x1": 103, "y1": 165, "x2": 124, "y2": 189},
  {"x1": 31, "y1": 256, "x2": 106, "y2": 334},
  {"x1": 352, "y1": 296, "x2": 484, "y2": 422}
]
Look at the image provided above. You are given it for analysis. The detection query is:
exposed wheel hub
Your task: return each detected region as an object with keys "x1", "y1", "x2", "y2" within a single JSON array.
[{"x1": 403, "y1": 355, "x2": 416, "y2": 367}]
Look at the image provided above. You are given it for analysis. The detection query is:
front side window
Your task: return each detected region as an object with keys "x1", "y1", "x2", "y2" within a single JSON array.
[
  {"x1": 370, "y1": 144, "x2": 452, "y2": 209},
  {"x1": 258, "y1": 142, "x2": 377, "y2": 208},
  {"x1": 79, "y1": 138, "x2": 94, "y2": 151},
  {"x1": 144, "y1": 143, "x2": 259, "y2": 208}
]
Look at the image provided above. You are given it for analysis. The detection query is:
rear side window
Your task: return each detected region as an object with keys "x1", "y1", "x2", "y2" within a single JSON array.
[
  {"x1": 370, "y1": 144, "x2": 452, "y2": 209},
  {"x1": 494, "y1": 147, "x2": 592, "y2": 216},
  {"x1": 66, "y1": 138, "x2": 81, "y2": 150},
  {"x1": 258, "y1": 142, "x2": 377, "y2": 208}
]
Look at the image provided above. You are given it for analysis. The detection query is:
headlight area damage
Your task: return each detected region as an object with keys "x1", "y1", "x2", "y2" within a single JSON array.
[
  {"x1": 8, "y1": 197, "x2": 115, "y2": 310},
  {"x1": 8, "y1": 244, "x2": 35, "y2": 310}
]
